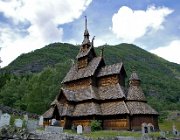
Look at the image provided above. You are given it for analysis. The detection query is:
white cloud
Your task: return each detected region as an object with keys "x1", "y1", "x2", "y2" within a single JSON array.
[
  {"x1": 0, "y1": 0, "x2": 92, "y2": 67},
  {"x1": 150, "y1": 40, "x2": 180, "y2": 64},
  {"x1": 111, "y1": 6, "x2": 173, "y2": 42}
]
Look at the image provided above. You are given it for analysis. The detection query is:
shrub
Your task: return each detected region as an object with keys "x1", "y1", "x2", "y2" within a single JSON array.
[{"x1": 90, "y1": 120, "x2": 102, "y2": 131}]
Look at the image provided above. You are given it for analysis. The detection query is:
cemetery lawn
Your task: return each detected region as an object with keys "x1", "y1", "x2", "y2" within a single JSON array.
[
  {"x1": 159, "y1": 120, "x2": 180, "y2": 131},
  {"x1": 65, "y1": 120, "x2": 180, "y2": 139},
  {"x1": 65, "y1": 130, "x2": 142, "y2": 138},
  {"x1": 83, "y1": 130, "x2": 141, "y2": 138}
]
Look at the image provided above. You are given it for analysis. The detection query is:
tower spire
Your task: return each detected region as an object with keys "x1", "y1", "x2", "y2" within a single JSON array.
[
  {"x1": 82, "y1": 16, "x2": 90, "y2": 45},
  {"x1": 85, "y1": 16, "x2": 87, "y2": 30}
]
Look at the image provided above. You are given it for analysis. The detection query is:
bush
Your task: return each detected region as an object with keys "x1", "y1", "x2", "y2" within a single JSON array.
[
  {"x1": 90, "y1": 120, "x2": 102, "y2": 131},
  {"x1": 159, "y1": 111, "x2": 169, "y2": 123}
]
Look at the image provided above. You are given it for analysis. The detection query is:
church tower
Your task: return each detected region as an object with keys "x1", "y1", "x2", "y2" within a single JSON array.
[{"x1": 76, "y1": 16, "x2": 96, "y2": 69}]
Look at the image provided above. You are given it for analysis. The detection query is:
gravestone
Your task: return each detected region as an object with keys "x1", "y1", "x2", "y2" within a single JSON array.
[
  {"x1": 24, "y1": 114, "x2": 28, "y2": 122},
  {"x1": 172, "y1": 124, "x2": 178, "y2": 136},
  {"x1": 147, "y1": 123, "x2": 154, "y2": 132},
  {"x1": 27, "y1": 120, "x2": 38, "y2": 132},
  {"x1": 45, "y1": 126, "x2": 63, "y2": 134},
  {"x1": 39, "y1": 116, "x2": 44, "y2": 126},
  {"x1": 51, "y1": 118, "x2": 56, "y2": 125},
  {"x1": 24, "y1": 114, "x2": 28, "y2": 127},
  {"x1": 53, "y1": 120, "x2": 60, "y2": 126},
  {"x1": 160, "y1": 131, "x2": 166, "y2": 138},
  {"x1": 77, "y1": 125, "x2": 82, "y2": 134},
  {"x1": 14, "y1": 119, "x2": 23, "y2": 128},
  {"x1": 84, "y1": 126, "x2": 91, "y2": 133},
  {"x1": 0, "y1": 113, "x2": 11, "y2": 127},
  {"x1": 141, "y1": 123, "x2": 148, "y2": 134},
  {"x1": 0, "y1": 110, "x2": 2, "y2": 117}
]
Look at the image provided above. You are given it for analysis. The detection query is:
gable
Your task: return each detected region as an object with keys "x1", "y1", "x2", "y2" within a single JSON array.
[
  {"x1": 62, "y1": 57, "x2": 103, "y2": 83},
  {"x1": 97, "y1": 63, "x2": 125, "y2": 77}
]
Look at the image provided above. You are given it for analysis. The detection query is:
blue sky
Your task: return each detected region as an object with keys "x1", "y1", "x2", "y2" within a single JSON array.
[{"x1": 0, "y1": 0, "x2": 180, "y2": 67}]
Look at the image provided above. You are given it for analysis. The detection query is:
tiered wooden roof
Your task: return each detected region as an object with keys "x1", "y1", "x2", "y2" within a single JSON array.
[
  {"x1": 126, "y1": 102, "x2": 158, "y2": 115},
  {"x1": 97, "y1": 63, "x2": 125, "y2": 77},
  {"x1": 126, "y1": 72, "x2": 158, "y2": 115},
  {"x1": 43, "y1": 17, "x2": 158, "y2": 120},
  {"x1": 126, "y1": 86, "x2": 146, "y2": 101}
]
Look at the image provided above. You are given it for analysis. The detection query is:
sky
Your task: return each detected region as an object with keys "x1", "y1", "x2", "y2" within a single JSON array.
[{"x1": 0, "y1": 0, "x2": 180, "y2": 67}]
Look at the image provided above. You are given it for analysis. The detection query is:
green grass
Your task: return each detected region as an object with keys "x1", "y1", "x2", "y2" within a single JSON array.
[
  {"x1": 65, "y1": 129, "x2": 180, "y2": 139},
  {"x1": 83, "y1": 130, "x2": 141, "y2": 139},
  {"x1": 159, "y1": 120, "x2": 180, "y2": 131},
  {"x1": 64, "y1": 120, "x2": 180, "y2": 139},
  {"x1": 65, "y1": 130, "x2": 142, "y2": 139}
]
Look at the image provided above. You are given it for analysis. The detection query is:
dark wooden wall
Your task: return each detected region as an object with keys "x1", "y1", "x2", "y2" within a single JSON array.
[
  {"x1": 72, "y1": 120, "x2": 91, "y2": 127},
  {"x1": 103, "y1": 119, "x2": 128, "y2": 130},
  {"x1": 130, "y1": 115, "x2": 159, "y2": 130},
  {"x1": 65, "y1": 78, "x2": 91, "y2": 90},
  {"x1": 98, "y1": 75, "x2": 119, "y2": 86},
  {"x1": 78, "y1": 57, "x2": 88, "y2": 69}
]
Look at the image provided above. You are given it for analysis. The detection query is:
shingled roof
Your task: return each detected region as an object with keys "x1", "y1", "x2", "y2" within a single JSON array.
[
  {"x1": 58, "y1": 84, "x2": 125, "y2": 102},
  {"x1": 97, "y1": 63, "x2": 125, "y2": 77},
  {"x1": 126, "y1": 101, "x2": 158, "y2": 115},
  {"x1": 57, "y1": 103, "x2": 74, "y2": 117},
  {"x1": 76, "y1": 45, "x2": 95, "y2": 59},
  {"x1": 101, "y1": 101, "x2": 129, "y2": 115},
  {"x1": 63, "y1": 86, "x2": 99, "y2": 101},
  {"x1": 62, "y1": 57, "x2": 102, "y2": 83},
  {"x1": 98, "y1": 83, "x2": 125, "y2": 100},
  {"x1": 73, "y1": 102, "x2": 101, "y2": 116},
  {"x1": 129, "y1": 71, "x2": 140, "y2": 81},
  {"x1": 126, "y1": 86, "x2": 146, "y2": 101},
  {"x1": 74, "y1": 86, "x2": 99, "y2": 101},
  {"x1": 43, "y1": 107, "x2": 55, "y2": 119}
]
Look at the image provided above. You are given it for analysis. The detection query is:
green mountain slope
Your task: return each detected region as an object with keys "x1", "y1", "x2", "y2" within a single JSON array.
[{"x1": 0, "y1": 43, "x2": 179, "y2": 114}]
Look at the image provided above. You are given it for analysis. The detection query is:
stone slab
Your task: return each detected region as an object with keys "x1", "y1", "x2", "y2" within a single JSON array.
[{"x1": 45, "y1": 126, "x2": 63, "y2": 134}]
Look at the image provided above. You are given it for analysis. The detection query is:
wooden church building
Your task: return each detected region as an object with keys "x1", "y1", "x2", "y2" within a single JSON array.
[{"x1": 43, "y1": 17, "x2": 159, "y2": 130}]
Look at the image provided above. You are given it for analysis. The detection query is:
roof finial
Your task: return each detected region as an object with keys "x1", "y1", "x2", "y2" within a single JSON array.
[
  {"x1": 85, "y1": 16, "x2": 87, "y2": 30},
  {"x1": 132, "y1": 66, "x2": 136, "y2": 72},
  {"x1": 82, "y1": 16, "x2": 90, "y2": 45},
  {"x1": 100, "y1": 45, "x2": 105, "y2": 57},
  {"x1": 92, "y1": 36, "x2": 95, "y2": 46}
]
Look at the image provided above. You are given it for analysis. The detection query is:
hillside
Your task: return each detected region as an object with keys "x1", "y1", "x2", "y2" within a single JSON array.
[{"x1": 0, "y1": 43, "x2": 180, "y2": 114}]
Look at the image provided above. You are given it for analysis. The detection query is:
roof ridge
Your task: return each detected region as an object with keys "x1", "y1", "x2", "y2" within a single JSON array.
[{"x1": 123, "y1": 101, "x2": 130, "y2": 114}]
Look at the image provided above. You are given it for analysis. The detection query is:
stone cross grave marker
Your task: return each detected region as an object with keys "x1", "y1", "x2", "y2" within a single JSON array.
[
  {"x1": 39, "y1": 116, "x2": 44, "y2": 126},
  {"x1": 45, "y1": 126, "x2": 63, "y2": 134},
  {"x1": 14, "y1": 119, "x2": 23, "y2": 128},
  {"x1": 0, "y1": 113, "x2": 11, "y2": 127},
  {"x1": 77, "y1": 125, "x2": 83, "y2": 134},
  {"x1": 27, "y1": 120, "x2": 38, "y2": 132}
]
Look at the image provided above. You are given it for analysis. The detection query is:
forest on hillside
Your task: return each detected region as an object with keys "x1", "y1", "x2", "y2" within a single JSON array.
[{"x1": 0, "y1": 43, "x2": 179, "y2": 115}]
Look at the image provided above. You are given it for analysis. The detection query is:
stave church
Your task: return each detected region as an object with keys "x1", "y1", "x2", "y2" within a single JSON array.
[{"x1": 43, "y1": 17, "x2": 159, "y2": 130}]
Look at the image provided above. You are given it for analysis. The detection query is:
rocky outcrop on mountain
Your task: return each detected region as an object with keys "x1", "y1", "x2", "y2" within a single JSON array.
[{"x1": 0, "y1": 104, "x2": 39, "y2": 119}]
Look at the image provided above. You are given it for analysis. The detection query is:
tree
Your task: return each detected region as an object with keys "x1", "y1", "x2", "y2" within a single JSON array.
[{"x1": 0, "y1": 47, "x2": 2, "y2": 68}]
